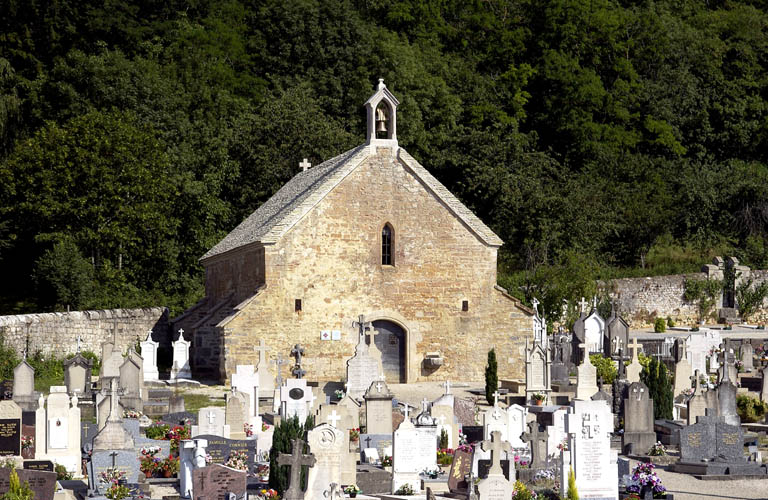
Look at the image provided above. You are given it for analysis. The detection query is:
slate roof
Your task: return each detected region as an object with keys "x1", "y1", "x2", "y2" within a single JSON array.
[{"x1": 201, "y1": 145, "x2": 503, "y2": 261}]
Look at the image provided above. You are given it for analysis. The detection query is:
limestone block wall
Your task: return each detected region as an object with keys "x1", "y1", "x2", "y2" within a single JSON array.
[
  {"x1": 0, "y1": 307, "x2": 170, "y2": 358},
  {"x1": 211, "y1": 150, "x2": 533, "y2": 383},
  {"x1": 602, "y1": 273, "x2": 705, "y2": 328}
]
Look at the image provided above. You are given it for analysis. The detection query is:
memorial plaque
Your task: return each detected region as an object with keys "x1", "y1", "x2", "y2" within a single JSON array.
[
  {"x1": 0, "y1": 468, "x2": 57, "y2": 500},
  {"x1": 193, "y1": 435, "x2": 256, "y2": 475},
  {"x1": 0, "y1": 419, "x2": 21, "y2": 456},
  {"x1": 192, "y1": 463, "x2": 247, "y2": 500},
  {"x1": 23, "y1": 461, "x2": 54, "y2": 472},
  {"x1": 477, "y1": 474, "x2": 512, "y2": 500},
  {"x1": 447, "y1": 449, "x2": 472, "y2": 492},
  {"x1": 716, "y1": 423, "x2": 743, "y2": 461},
  {"x1": 393, "y1": 427, "x2": 436, "y2": 473},
  {"x1": 289, "y1": 388, "x2": 304, "y2": 400},
  {"x1": 48, "y1": 417, "x2": 68, "y2": 449}
]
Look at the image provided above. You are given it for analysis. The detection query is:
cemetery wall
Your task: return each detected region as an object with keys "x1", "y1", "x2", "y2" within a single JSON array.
[
  {"x1": 212, "y1": 149, "x2": 534, "y2": 382},
  {"x1": 602, "y1": 273, "x2": 704, "y2": 328},
  {"x1": 0, "y1": 307, "x2": 170, "y2": 358},
  {"x1": 741, "y1": 269, "x2": 768, "y2": 324}
]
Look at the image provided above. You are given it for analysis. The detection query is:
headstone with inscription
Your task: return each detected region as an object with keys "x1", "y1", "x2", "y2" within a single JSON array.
[
  {"x1": 622, "y1": 382, "x2": 655, "y2": 455},
  {"x1": 305, "y1": 423, "x2": 345, "y2": 499},
  {"x1": 253, "y1": 339, "x2": 275, "y2": 394},
  {"x1": 191, "y1": 407, "x2": 230, "y2": 438},
  {"x1": 193, "y1": 435, "x2": 256, "y2": 474},
  {"x1": 225, "y1": 390, "x2": 250, "y2": 440},
  {"x1": 118, "y1": 355, "x2": 143, "y2": 411},
  {"x1": 63, "y1": 353, "x2": 92, "y2": 397},
  {"x1": 364, "y1": 378, "x2": 393, "y2": 435},
  {"x1": 506, "y1": 404, "x2": 528, "y2": 449},
  {"x1": 575, "y1": 344, "x2": 599, "y2": 400},
  {"x1": 346, "y1": 317, "x2": 384, "y2": 400},
  {"x1": 392, "y1": 414, "x2": 437, "y2": 493},
  {"x1": 280, "y1": 379, "x2": 314, "y2": 422},
  {"x1": 88, "y1": 449, "x2": 140, "y2": 494},
  {"x1": 192, "y1": 463, "x2": 247, "y2": 500},
  {"x1": 12, "y1": 361, "x2": 37, "y2": 411},
  {"x1": 525, "y1": 338, "x2": 551, "y2": 405},
  {"x1": 476, "y1": 431, "x2": 513, "y2": 500},
  {"x1": 0, "y1": 401, "x2": 22, "y2": 456},
  {"x1": 34, "y1": 388, "x2": 80, "y2": 473},
  {"x1": 0, "y1": 468, "x2": 56, "y2": 500},
  {"x1": 447, "y1": 448, "x2": 472, "y2": 495},
  {"x1": 740, "y1": 342, "x2": 754, "y2": 373}
]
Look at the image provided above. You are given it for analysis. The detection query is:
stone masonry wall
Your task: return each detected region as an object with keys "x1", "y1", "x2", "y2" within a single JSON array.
[
  {"x1": 216, "y1": 148, "x2": 533, "y2": 383},
  {"x1": 0, "y1": 307, "x2": 170, "y2": 358}
]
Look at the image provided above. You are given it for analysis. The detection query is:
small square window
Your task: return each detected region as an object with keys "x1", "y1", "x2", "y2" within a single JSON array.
[
  {"x1": 462, "y1": 300, "x2": 469, "y2": 312},
  {"x1": 295, "y1": 299, "x2": 302, "y2": 312}
]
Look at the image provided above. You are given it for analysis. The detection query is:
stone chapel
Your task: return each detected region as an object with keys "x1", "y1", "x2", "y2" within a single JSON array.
[{"x1": 174, "y1": 80, "x2": 534, "y2": 382}]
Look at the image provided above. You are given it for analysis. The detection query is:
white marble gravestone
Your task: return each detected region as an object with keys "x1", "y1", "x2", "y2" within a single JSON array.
[
  {"x1": 231, "y1": 365, "x2": 260, "y2": 419},
  {"x1": 476, "y1": 431, "x2": 513, "y2": 500},
  {"x1": 140, "y1": 331, "x2": 159, "y2": 382},
  {"x1": 686, "y1": 330, "x2": 721, "y2": 375},
  {"x1": 546, "y1": 408, "x2": 568, "y2": 461},
  {"x1": 225, "y1": 390, "x2": 250, "y2": 440},
  {"x1": 583, "y1": 306, "x2": 605, "y2": 354},
  {"x1": 191, "y1": 407, "x2": 230, "y2": 438},
  {"x1": 179, "y1": 438, "x2": 208, "y2": 499},
  {"x1": 525, "y1": 339, "x2": 551, "y2": 404},
  {"x1": 575, "y1": 344, "x2": 599, "y2": 400},
  {"x1": 34, "y1": 387, "x2": 81, "y2": 473},
  {"x1": 506, "y1": 404, "x2": 528, "y2": 449},
  {"x1": 345, "y1": 321, "x2": 383, "y2": 400},
  {"x1": 171, "y1": 337, "x2": 192, "y2": 379},
  {"x1": 483, "y1": 394, "x2": 508, "y2": 442},
  {"x1": 305, "y1": 423, "x2": 345, "y2": 499},
  {"x1": 392, "y1": 414, "x2": 437, "y2": 493},
  {"x1": 673, "y1": 350, "x2": 693, "y2": 396},
  {"x1": 253, "y1": 339, "x2": 275, "y2": 394},
  {"x1": 563, "y1": 400, "x2": 618, "y2": 500}
]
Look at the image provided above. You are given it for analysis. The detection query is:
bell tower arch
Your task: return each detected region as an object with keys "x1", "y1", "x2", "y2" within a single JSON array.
[{"x1": 365, "y1": 79, "x2": 400, "y2": 149}]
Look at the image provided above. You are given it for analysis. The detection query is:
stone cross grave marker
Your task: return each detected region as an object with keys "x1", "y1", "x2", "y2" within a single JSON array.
[
  {"x1": 278, "y1": 438, "x2": 316, "y2": 500},
  {"x1": 521, "y1": 421, "x2": 548, "y2": 469},
  {"x1": 254, "y1": 339, "x2": 275, "y2": 393},
  {"x1": 477, "y1": 431, "x2": 513, "y2": 500},
  {"x1": 626, "y1": 338, "x2": 642, "y2": 383},
  {"x1": 291, "y1": 344, "x2": 306, "y2": 379}
]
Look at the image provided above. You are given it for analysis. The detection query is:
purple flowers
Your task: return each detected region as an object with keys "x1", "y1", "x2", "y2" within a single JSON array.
[{"x1": 626, "y1": 462, "x2": 666, "y2": 495}]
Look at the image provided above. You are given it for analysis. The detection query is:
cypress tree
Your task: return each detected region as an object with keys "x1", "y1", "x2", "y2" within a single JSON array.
[
  {"x1": 656, "y1": 362, "x2": 674, "y2": 420},
  {"x1": 485, "y1": 349, "x2": 498, "y2": 405},
  {"x1": 268, "y1": 415, "x2": 315, "y2": 495},
  {"x1": 566, "y1": 467, "x2": 579, "y2": 500}
]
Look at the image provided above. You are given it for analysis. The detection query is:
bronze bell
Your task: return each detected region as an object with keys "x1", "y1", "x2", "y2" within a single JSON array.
[{"x1": 376, "y1": 116, "x2": 388, "y2": 133}]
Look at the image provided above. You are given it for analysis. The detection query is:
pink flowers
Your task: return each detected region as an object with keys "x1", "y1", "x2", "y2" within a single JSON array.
[{"x1": 626, "y1": 462, "x2": 666, "y2": 495}]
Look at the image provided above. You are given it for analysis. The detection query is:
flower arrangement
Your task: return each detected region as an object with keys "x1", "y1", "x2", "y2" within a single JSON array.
[
  {"x1": 21, "y1": 435, "x2": 34, "y2": 450},
  {"x1": 160, "y1": 456, "x2": 179, "y2": 477},
  {"x1": 205, "y1": 454, "x2": 213, "y2": 465},
  {"x1": 349, "y1": 427, "x2": 360, "y2": 441},
  {"x1": 256, "y1": 489, "x2": 278, "y2": 499},
  {"x1": 168, "y1": 424, "x2": 191, "y2": 453},
  {"x1": 532, "y1": 393, "x2": 546, "y2": 404},
  {"x1": 394, "y1": 483, "x2": 415, "y2": 495},
  {"x1": 100, "y1": 467, "x2": 130, "y2": 499},
  {"x1": 557, "y1": 439, "x2": 569, "y2": 452},
  {"x1": 735, "y1": 360, "x2": 744, "y2": 372},
  {"x1": 244, "y1": 423, "x2": 254, "y2": 437},
  {"x1": 122, "y1": 410, "x2": 142, "y2": 419},
  {"x1": 334, "y1": 389, "x2": 345, "y2": 400},
  {"x1": 512, "y1": 480, "x2": 539, "y2": 499},
  {"x1": 140, "y1": 455, "x2": 161, "y2": 477},
  {"x1": 437, "y1": 448, "x2": 454, "y2": 465},
  {"x1": 256, "y1": 463, "x2": 269, "y2": 481},
  {"x1": 145, "y1": 422, "x2": 171, "y2": 440},
  {"x1": 648, "y1": 442, "x2": 667, "y2": 457},
  {"x1": 105, "y1": 483, "x2": 131, "y2": 500},
  {"x1": 681, "y1": 387, "x2": 694, "y2": 398},
  {"x1": 625, "y1": 462, "x2": 666, "y2": 497},
  {"x1": 140, "y1": 446, "x2": 161, "y2": 457},
  {"x1": 513, "y1": 455, "x2": 530, "y2": 469},
  {"x1": 261, "y1": 422, "x2": 270, "y2": 432},
  {"x1": 381, "y1": 455, "x2": 392, "y2": 467},
  {"x1": 456, "y1": 444, "x2": 473, "y2": 454},
  {"x1": 422, "y1": 465, "x2": 442, "y2": 478},
  {"x1": 225, "y1": 450, "x2": 248, "y2": 471},
  {"x1": 344, "y1": 484, "x2": 362, "y2": 494}
]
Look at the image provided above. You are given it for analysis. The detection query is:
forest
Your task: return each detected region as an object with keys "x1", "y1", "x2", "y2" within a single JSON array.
[{"x1": 2, "y1": 0, "x2": 768, "y2": 319}]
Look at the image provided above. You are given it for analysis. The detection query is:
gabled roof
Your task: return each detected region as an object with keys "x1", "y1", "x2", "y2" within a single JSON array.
[{"x1": 201, "y1": 145, "x2": 503, "y2": 261}]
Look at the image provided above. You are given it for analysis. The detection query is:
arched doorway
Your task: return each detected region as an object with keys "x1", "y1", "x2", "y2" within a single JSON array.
[{"x1": 372, "y1": 320, "x2": 406, "y2": 383}]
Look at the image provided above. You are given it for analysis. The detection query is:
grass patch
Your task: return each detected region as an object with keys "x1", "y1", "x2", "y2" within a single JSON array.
[{"x1": 182, "y1": 392, "x2": 225, "y2": 413}]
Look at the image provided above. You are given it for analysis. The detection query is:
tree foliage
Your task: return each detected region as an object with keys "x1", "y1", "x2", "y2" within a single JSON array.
[
  {"x1": 641, "y1": 357, "x2": 673, "y2": 420},
  {"x1": 485, "y1": 348, "x2": 498, "y2": 405},
  {"x1": 268, "y1": 415, "x2": 314, "y2": 496}
]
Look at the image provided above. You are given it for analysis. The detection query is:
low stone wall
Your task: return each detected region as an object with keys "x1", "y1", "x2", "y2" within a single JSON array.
[{"x1": 0, "y1": 307, "x2": 170, "y2": 359}]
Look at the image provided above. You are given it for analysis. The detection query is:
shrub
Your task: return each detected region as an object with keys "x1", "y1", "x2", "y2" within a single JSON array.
[
  {"x1": 439, "y1": 428, "x2": 448, "y2": 449},
  {"x1": 736, "y1": 395, "x2": 768, "y2": 423},
  {"x1": 485, "y1": 349, "x2": 498, "y2": 405},
  {"x1": 269, "y1": 415, "x2": 315, "y2": 495},
  {"x1": 28, "y1": 351, "x2": 64, "y2": 392},
  {"x1": 512, "y1": 481, "x2": 536, "y2": 500},
  {"x1": 566, "y1": 467, "x2": 579, "y2": 500},
  {"x1": 654, "y1": 317, "x2": 666, "y2": 333},
  {"x1": 589, "y1": 354, "x2": 617, "y2": 384},
  {"x1": 666, "y1": 316, "x2": 675, "y2": 327},
  {"x1": 0, "y1": 468, "x2": 33, "y2": 500},
  {"x1": 641, "y1": 358, "x2": 673, "y2": 420},
  {"x1": 55, "y1": 464, "x2": 73, "y2": 481},
  {"x1": 684, "y1": 278, "x2": 723, "y2": 323},
  {"x1": 0, "y1": 333, "x2": 19, "y2": 380}
]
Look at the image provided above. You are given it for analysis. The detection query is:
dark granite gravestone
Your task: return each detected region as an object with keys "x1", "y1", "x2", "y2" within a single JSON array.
[
  {"x1": 161, "y1": 411, "x2": 197, "y2": 426},
  {"x1": 679, "y1": 419, "x2": 716, "y2": 461},
  {"x1": 0, "y1": 417, "x2": 21, "y2": 456},
  {"x1": 447, "y1": 449, "x2": 472, "y2": 494},
  {"x1": 193, "y1": 435, "x2": 257, "y2": 483},
  {"x1": 462, "y1": 426, "x2": 483, "y2": 444},
  {"x1": 716, "y1": 422, "x2": 744, "y2": 461},
  {"x1": 0, "y1": 468, "x2": 57, "y2": 500},
  {"x1": 192, "y1": 463, "x2": 247, "y2": 500},
  {"x1": 21, "y1": 411, "x2": 35, "y2": 459},
  {"x1": 23, "y1": 461, "x2": 54, "y2": 472},
  {"x1": 81, "y1": 421, "x2": 99, "y2": 447},
  {"x1": 87, "y1": 450, "x2": 140, "y2": 494},
  {"x1": 477, "y1": 460, "x2": 511, "y2": 480}
]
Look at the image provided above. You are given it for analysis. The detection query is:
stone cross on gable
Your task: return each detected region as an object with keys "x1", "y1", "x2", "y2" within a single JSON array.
[
  {"x1": 21, "y1": 347, "x2": 27, "y2": 360},
  {"x1": 532, "y1": 297, "x2": 540, "y2": 315},
  {"x1": 442, "y1": 380, "x2": 451, "y2": 395},
  {"x1": 521, "y1": 421, "x2": 549, "y2": 468},
  {"x1": 628, "y1": 338, "x2": 642, "y2": 361},
  {"x1": 278, "y1": 439, "x2": 316, "y2": 499},
  {"x1": 579, "y1": 297, "x2": 588, "y2": 314},
  {"x1": 299, "y1": 158, "x2": 311, "y2": 172},
  {"x1": 272, "y1": 353, "x2": 288, "y2": 386},
  {"x1": 481, "y1": 431, "x2": 511, "y2": 476},
  {"x1": 146, "y1": 329, "x2": 153, "y2": 342},
  {"x1": 327, "y1": 410, "x2": 341, "y2": 428},
  {"x1": 254, "y1": 339, "x2": 270, "y2": 367},
  {"x1": 110, "y1": 451, "x2": 119, "y2": 468}
]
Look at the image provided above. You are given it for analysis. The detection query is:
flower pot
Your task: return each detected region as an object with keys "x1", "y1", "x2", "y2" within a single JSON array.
[
  {"x1": 349, "y1": 493, "x2": 357, "y2": 498},
  {"x1": 534, "y1": 400, "x2": 544, "y2": 406},
  {"x1": 144, "y1": 471, "x2": 153, "y2": 479},
  {"x1": 162, "y1": 470, "x2": 173, "y2": 478}
]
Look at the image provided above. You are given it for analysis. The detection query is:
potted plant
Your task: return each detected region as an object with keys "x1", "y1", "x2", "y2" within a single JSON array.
[
  {"x1": 381, "y1": 455, "x2": 392, "y2": 471},
  {"x1": 532, "y1": 393, "x2": 546, "y2": 406},
  {"x1": 139, "y1": 455, "x2": 158, "y2": 478},
  {"x1": 21, "y1": 435, "x2": 34, "y2": 459},
  {"x1": 160, "y1": 456, "x2": 179, "y2": 478},
  {"x1": 625, "y1": 462, "x2": 667, "y2": 499},
  {"x1": 344, "y1": 484, "x2": 362, "y2": 498}
]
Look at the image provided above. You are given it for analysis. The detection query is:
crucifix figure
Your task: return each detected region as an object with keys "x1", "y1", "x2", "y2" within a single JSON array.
[
  {"x1": 299, "y1": 158, "x2": 311, "y2": 172},
  {"x1": 353, "y1": 315, "x2": 372, "y2": 344},
  {"x1": 291, "y1": 344, "x2": 306, "y2": 379},
  {"x1": 278, "y1": 438, "x2": 316, "y2": 500},
  {"x1": 272, "y1": 353, "x2": 288, "y2": 386},
  {"x1": 481, "y1": 431, "x2": 512, "y2": 476},
  {"x1": 254, "y1": 339, "x2": 270, "y2": 368},
  {"x1": 327, "y1": 410, "x2": 341, "y2": 428},
  {"x1": 521, "y1": 421, "x2": 549, "y2": 469}
]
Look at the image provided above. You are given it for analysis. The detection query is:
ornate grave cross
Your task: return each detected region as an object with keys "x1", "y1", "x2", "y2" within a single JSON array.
[
  {"x1": 327, "y1": 410, "x2": 341, "y2": 428},
  {"x1": 628, "y1": 338, "x2": 642, "y2": 362},
  {"x1": 481, "y1": 431, "x2": 511, "y2": 476},
  {"x1": 521, "y1": 421, "x2": 549, "y2": 469},
  {"x1": 364, "y1": 325, "x2": 379, "y2": 346},
  {"x1": 492, "y1": 391, "x2": 500, "y2": 407},
  {"x1": 76, "y1": 335, "x2": 83, "y2": 353},
  {"x1": 272, "y1": 353, "x2": 288, "y2": 386},
  {"x1": 278, "y1": 438, "x2": 316, "y2": 500},
  {"x1": 299, "y1": 158, "x2": 311, "y2": 172},
  {"x1": 442, "y1": 380, "x2": 451, "y2": 395},
  {"x1": 364, "y1": 436, "x2": 373, "y2": 448},
  {"x1": 579, "y1": 297, "x2": 588, "y2": 314},
  {"x1": 353, "y1": 315, "x2": 372, "y2": 343},
  {"x1": 592, "y1": 296, "x2": 598, "y2": 310},
  {"x1": 254, "y1": 339, "x2": 270, "y2": 368},
  {"x1": 291, "y1": 344, "x2": 306, "y2": 379}
]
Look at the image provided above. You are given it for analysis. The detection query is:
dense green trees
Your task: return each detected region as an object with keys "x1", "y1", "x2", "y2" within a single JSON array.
[
  {"x1": 2, "y1": 0, "x2": 768, "y2": 316},
  {"x1": 641, "y1": 357, "x2": 673, "y2": 420}
]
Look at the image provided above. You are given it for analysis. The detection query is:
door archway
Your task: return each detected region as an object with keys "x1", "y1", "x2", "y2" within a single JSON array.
[{"x1": 372, "y1": 320, "x2": 406, "y2": 383}]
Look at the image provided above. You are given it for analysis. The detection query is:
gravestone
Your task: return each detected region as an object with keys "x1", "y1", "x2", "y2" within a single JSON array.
[
  {"x1": 278, "y1": 438, "x2": 316, "y2": 500},
  {"x1": 687, "y1": 371, "x2": 708, "y2": 425},
  {"x1": 88, "y1": 449, "x2": 139, "y2": 494},
  {"x1": 686, "y1": 330, "x2": 722, "y2": 376},
  {"x1": 172, "y1": 337, "x2": 192, "y2": 379},
  {"x1": 476, "y1": 431, "x2": 512, "y2": 500},
  {"x1": 231, "y1": 365, "x2": 259, "y2": 419},
  {"x1": 315, "y1": 404, "x2": 357, "y2": 484},
  {"x1": 626, "y1": 339, "x2": 643, "y2": 384},
  {"x1": 605, "y1": 308, "x2": 629, "y2": 359},
  {"x1": 546, "y1": 408, "x2": 568, "y2": 462},
  {"x1": 431, "y1": 404, "x2": 457, "y2": 449},
  {"x1": 482, "y1": 393, "x2": 508, "y2": 442},
  {"x1": 280, "y1": 379, "x2": 314, "y2": 422},
  {"x1": 521, "y1": 421, "x2": 548, "y2": 469},
  {"x1": 392, "y1": 411, "x2": 437, "y2": 493},
  {"x1": 180, "y1": 438, "x2": 208, "y2": 498},
  {"x1": 225, "y1": 390, "x2": 250, "y2": 440},
  {"x1": 34, "y1": 388, "x2": 81, "y2": 473},
  {"x1": 563, "y1": 400, "x2": 618, "y2": 500},
  {"x1": 63, "y1": 353, "x2": 92, "y2": 397},
  {"x1": 506, "y1": 405, "x2": 528, "y2": 449},
  {"x1": 0, "y1": 401, "x2": 22, "y2": 456},
  {"x1": 191, "y1": 463, "x2": 247, "y2": 500},
  {"x1": 23, "y1": 461, "x2": 53, "y2": 472},
  {"x1": 575, "y1": 343, "x2": 598, "y2": 400},
  {"x1": 0, "y1": 468, "x2": 56, "y2": 500},
  {"x1": 253, "y1": 339, "x2": 275, "y2": 394},
  {"x1": 191, "y1": 407, "x2": 230, "y2": 438},
  {"x1": 21, "y1": 410, "x2": 34, "y2": 459},
  {"x1": 525, "y1": 339, "x2": 551, "y2": 405},
  {"x1": 336, "y1": 393, "x2": 361, "y2": 430},
  {"x1": 92, "y1": 378, "x2": 134, "y2": 451},
  {"x1": 192, "y1": 435, "x2": 256, "y2": 472},
  {"x1": 346, "y1": 317, "x2": 384, "y2": 400},
  {"x1": 740, "y1": 342, "x2": 754, "y2": 373},
  {"x1": 717, "y1": 381, "x2": 740, "y2": 426},
  {"x1": 119, "y1": 355, "x2": 143, "y2": 411},
  {"x1": 12, "y1": 361, "x2": 36, "y2": 411},
  {"x1": 101, "y1": 348, "x2": 123, "y2": 380},
  {"x1": 673, "y1": 347, "x2": 693, "y2": 397},
  {"x1": 447, "y1": 448, "x2": 472, "y2": 495},
  {"x1": 364, "y1": 378, "x2": 393, "y2": 434},
  {"x1": 140, "y1": 331, "x2": 160, "y2": 382},
  {"x1": 305, "y1": 423, "x2": 345, "y2": 499},
  {"x1": 622, "y1": 382, "x2": 656, "y2": 455}
]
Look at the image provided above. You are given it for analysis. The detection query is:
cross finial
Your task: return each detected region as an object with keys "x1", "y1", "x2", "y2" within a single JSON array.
[
  {"x1": 492, "y1": 390, "x2": 500, "y2": 407},
  {"x1": 146, "y1": 329, "x2": 153, "y2": 342},
  {"x1": 377, "y1": 78, "x2": 386, "y2": 90},
  {"x1": 592, "y1": 296, "x2": 598, "y2": 310},
  {"x1": 421, "y1": 398, "x2": 430, "y2": 413},
  {"x1": 579, "y1": 297, "x2": 588, "y2": 314},
  {"x1": 299, "y1": 158, "x2": 311, "y2": 172},
  {"x1": 403, "y1": 404, "x2": 410, "y2": 420},
  {"x1": 481, "y1": 431, "x2": 512, "y2": 476},
  {"x1": 177, "y1": 328, "x2": 184, "y2": 339}
]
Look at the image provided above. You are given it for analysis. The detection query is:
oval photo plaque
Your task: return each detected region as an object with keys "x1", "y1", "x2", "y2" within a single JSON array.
[{"x1": 289, "y1": 388, "x2": 305, "y2": 400}]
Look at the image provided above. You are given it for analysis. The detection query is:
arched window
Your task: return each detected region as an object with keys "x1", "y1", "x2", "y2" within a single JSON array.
[{"x1": 382, "y1": 224, "x2": 393, "y2": 265}]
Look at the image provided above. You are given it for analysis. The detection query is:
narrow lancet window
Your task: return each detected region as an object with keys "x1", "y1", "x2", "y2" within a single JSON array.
[{"x1": 382, "y1": 224, "x2": 393, "y2": 265}]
